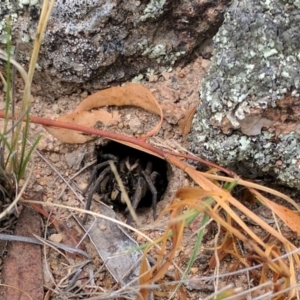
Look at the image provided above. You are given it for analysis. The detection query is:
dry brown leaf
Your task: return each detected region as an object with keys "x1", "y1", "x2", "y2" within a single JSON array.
[
  {"x1": 0, "y1": 206, "x2": 43, "y2": 300},
  {"x1": 178, "y1": 105, "x2": 197, "y2": 137},
  {"x1": 46, "y1": 110, "x2": 119, "y2": 143},
  {"x1": 46, "y1": 83, "x2": 163, "y2": 143}
]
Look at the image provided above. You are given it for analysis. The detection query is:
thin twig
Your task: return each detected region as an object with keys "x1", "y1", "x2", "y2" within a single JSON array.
[{"x1": 0, "y1": 233, "x2": 90, "y2": 258}]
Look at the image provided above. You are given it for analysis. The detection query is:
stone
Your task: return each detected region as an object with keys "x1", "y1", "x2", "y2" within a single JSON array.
[
  {"x1": 0, "y1": 0, "x2": 230, "y2": 98},
  {"x1": 190, "y1": 0, "x2": 300, "y2": 188}
]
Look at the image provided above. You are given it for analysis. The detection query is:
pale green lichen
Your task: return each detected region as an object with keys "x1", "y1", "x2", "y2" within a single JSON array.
[
  {"x1": 191, "y1": 0, "x2": 300, "y2": 188},
  {"x1": 263, "y1": 48, "x2": 278, "y2": 58},
  {"x1": 0, "y1": 1, "x2": 15, "y2": 44},
  {"x1": 131, "y1": 74, "x2": 145, "y2": 83},
  {"x1": 19, "y1": 0, "x2": 39, "y2": 6},
  {"x1": 239, "y1": 136, "x2": 251, "y2": 151},
  {"x1": 142, "y1": 43, "x2": 185, "y2": 65},
  {"x1": 145, "y1": 68, "x2": 156, "y2": 78},
  {"x1": 2, "y1": 0, "x2": 227, "y2": 95},
  {"x1": 132, "y1": 67, "x2": 172, "y2": 83},
  {"x1": 21, "y1": 33, "x2": 30, "y2": 43},
  {"x1": 293, "y1": 0, "x2": 300, "y2": 7},
  {"x1": 31, "y1": 0, "x2": 187, "y2": 84},
  {"x1": 0, "y1": 0, "x2": 40, "y2": 44},
  {"x1": 140, "y1": 0, "x2": 167, "y2": 21},
  {"x1": 142, "y1": 44, "x2": 166, "y2": 59}
]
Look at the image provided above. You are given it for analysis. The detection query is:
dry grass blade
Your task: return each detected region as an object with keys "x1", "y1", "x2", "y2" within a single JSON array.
[
  {"x1": 147, "y1": 154, "x2": 300, "y2": 299},
  {"x1": 251, "y1": 189, "x2": 300, "y2": 235},
  {"x1": 201, "y1": 172, "x2": 300, "y2": 212},
  {"x1": 27, "y1": 0, "x2": 56, "y2": 84},
  {"x1": 137, "y1": 194, "x2": 186, "y2": 299},
  {"x1": 108, "y1": 160, "x2": 139, "y2": 224},
  {"x1": 0, "y1": 163, "x2": 32, "y2": 221}
]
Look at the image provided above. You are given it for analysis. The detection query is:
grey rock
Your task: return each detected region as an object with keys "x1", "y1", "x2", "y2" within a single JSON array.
[
  {"x1": 65, "y1": 151, "x2": 85, "y2": 170},
  {"x1": 0, "y1": 0, "x2": 230, "y2": 97},
  {"x1": 190, "y1": 0, "x2": 300, "y2": 188}
]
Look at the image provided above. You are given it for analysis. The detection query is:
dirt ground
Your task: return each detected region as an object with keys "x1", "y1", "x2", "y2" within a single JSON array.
[{"x1": 1, "y1": 56, "x2": 299, "y2": 299}]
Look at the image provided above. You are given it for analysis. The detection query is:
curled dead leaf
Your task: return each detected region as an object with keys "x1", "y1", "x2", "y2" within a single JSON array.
[
  {"x1": 45, "y1": 83, "x2": 163, "y2": 143},
  {"x1": 46, "y1": 110, "x2": 119, "y2": 143}
]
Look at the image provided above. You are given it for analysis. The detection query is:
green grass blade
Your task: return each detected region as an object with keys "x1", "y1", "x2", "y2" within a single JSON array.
[
  {"x1": 17, "y1": 134, "x2": 42, "y2": 181},
  {"x1": 3, "y1": 18, "x2": 12, "y2": 136}
]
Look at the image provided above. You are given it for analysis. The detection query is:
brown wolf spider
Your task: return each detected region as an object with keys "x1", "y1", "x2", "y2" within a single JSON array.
[{"x1": 82, "y1": 142, "x2": 168, "y2": 224}]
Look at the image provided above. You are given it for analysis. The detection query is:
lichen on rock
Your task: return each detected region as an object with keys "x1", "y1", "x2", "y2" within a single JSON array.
[
  {"x1": 0, "y1": 0, "x2": 230, "y2": 97},
  {"x1": 190, "y1": 0, "x2": 300, "y2": 188},
  {"x1": 0, "y1": 0, "x2": 41, "y2": 50}
]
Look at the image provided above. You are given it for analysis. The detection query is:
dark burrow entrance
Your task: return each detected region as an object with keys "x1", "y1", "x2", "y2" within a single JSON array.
[{"x1": 83, "y1": 140, "x2": 169, "y2": 222}]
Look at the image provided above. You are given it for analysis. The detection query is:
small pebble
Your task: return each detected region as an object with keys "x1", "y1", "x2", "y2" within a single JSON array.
[
  {"x1": 49, "y1": 153, "x2": 60, "y2": 163},
  {"x1": 100, "y1": 225, "x2": 106, "y2": 230},
  {"x1": 149, "y1": 75, "x2": 158, "y2": 82},
  {"x1": 49, "y1": 233, "x2": 63, "y2": 243}
]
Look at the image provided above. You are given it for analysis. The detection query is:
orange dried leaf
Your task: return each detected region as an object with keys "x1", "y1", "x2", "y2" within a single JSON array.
[
  {"x1": 209, "y1": 236, "x2": 234, "y2": 268},
  {"x1": 74, "y1": 82, "x2": 161, "y2": 115},
  {"x1": 46, "y1": 83, "x2": 163, "y2": 143},
  {"x1": 46, "y1": 110, "x2": 119, "y2": 143}
]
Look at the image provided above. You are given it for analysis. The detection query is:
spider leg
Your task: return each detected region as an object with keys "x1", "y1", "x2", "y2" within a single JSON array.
[
  {"x1": 100, "y1": 154, "x2": 118, "y2": 161},
  {"x1": 142, "y1": 170, "x2": 158, "y2": 220},
  {"x1": 82, "y1": 161, "x2": 112, "y2": 195},
  {"x1": 99, "y1": 173, "x2": 110, "y2": 193},
  {"x1": 82, "y1": 166, "x2": 111, "y2": 224}
]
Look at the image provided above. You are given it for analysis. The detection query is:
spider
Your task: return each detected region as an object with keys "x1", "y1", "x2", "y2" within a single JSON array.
[{"x1": 82, "y1": 142, "x2": 168, "y2": 224}]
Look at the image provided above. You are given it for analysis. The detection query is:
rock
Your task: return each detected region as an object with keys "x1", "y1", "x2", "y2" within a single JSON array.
[
  {"x1": 190, "y1": 0, "x2": 300, "y2": 188},
  {"x1": 65, "y1": 151, "x2": 85, "y2": 170},
  {"x1": 0, "y1": 0, "x2": 230, "y2": 97}
]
